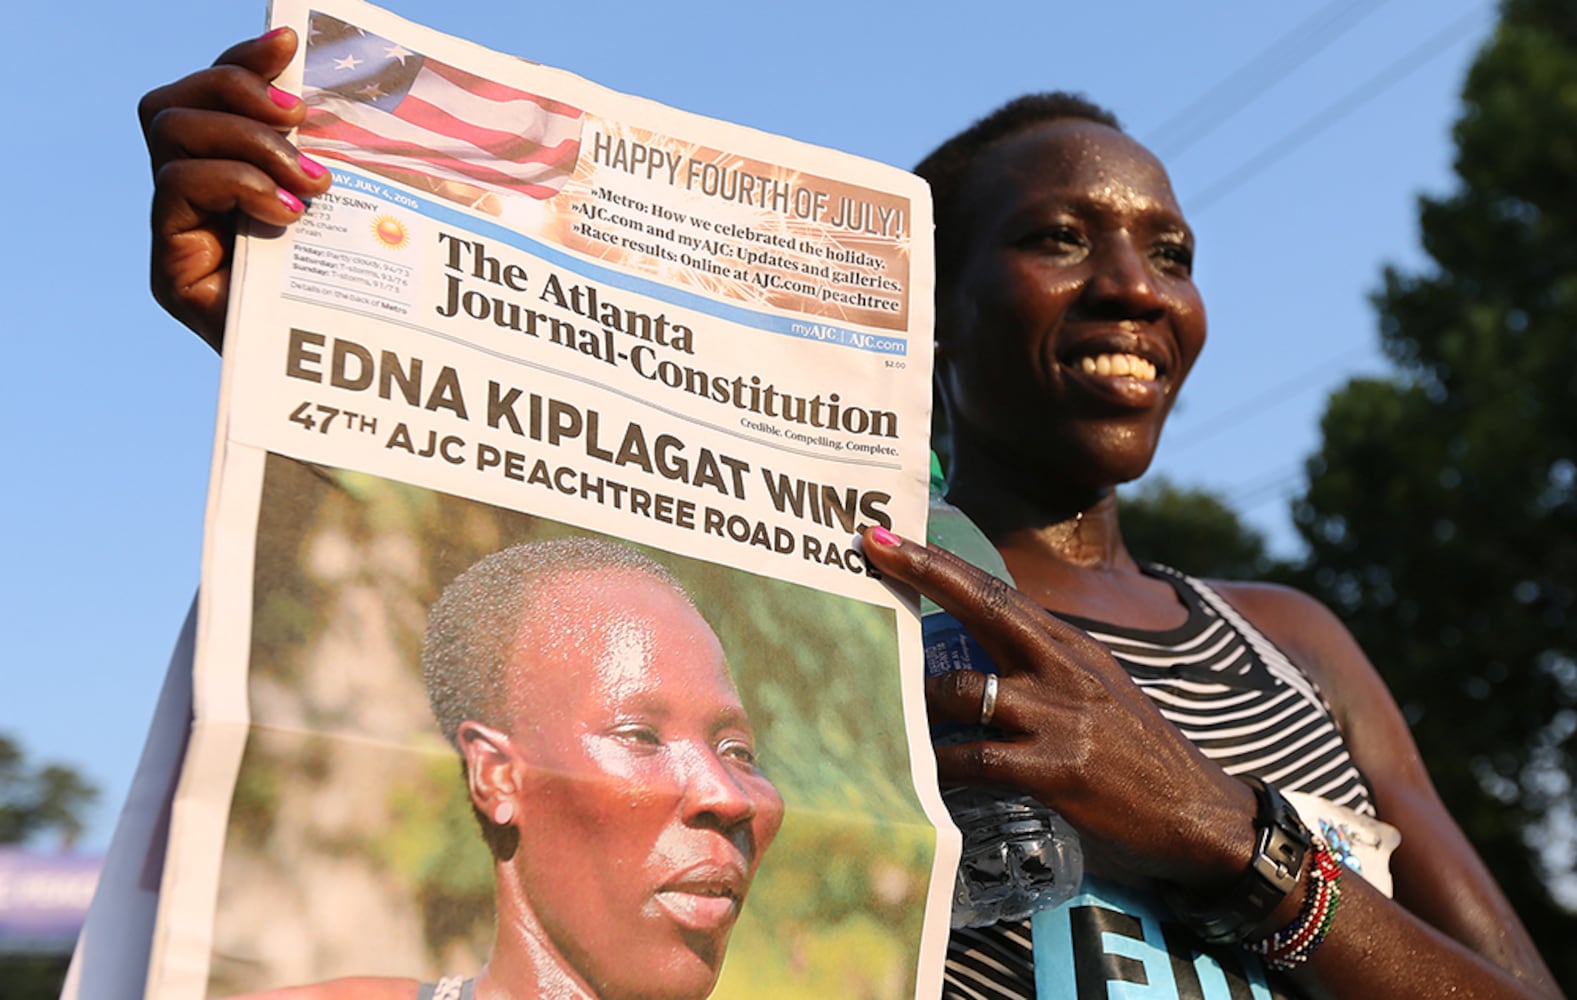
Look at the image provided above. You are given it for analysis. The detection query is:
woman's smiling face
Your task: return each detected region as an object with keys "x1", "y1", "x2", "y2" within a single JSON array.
[
  {"x1": 498, "y1": 569, "x2": 783, "y2": 1000},
  {"x1": 937, "y1": 118, "x2": 1206, "y2": 491}
]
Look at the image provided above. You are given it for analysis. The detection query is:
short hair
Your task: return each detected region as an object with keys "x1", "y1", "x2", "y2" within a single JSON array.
[
  {"x1": 422, "y1": 536, "x2": 689, "y2": 746},
  {"x1": 915, "y1": 92, "x2": 1123, "y2": 284}
]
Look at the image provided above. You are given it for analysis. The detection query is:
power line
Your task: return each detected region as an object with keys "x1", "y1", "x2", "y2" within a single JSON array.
[
  {"x1": 1165, "y1": 346, "x2": 1373, "y2": 455},
  {"x1": 1145, "y1": 0, "x2": 1390, "y2": 159},
  {"x1": 1137, "y1": 7, "x2": 1491, "y2": 521},
  {"x1": 1188, "y1": 5, "x2": 1492, "y2": 213},
  {"x1": 1227, "y1": 464, "x2": 1309, "y2": 511},
  {"x1": 1151, "y1": 8, "x2": 1493, "y2": 470}
]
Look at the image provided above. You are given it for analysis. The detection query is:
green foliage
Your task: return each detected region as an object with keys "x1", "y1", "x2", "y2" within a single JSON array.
[
  {"x1": 1292, "y1": 0, "x2": 1577, "y2": 986},
  {"x1": 0, "y1": 736, "x2": 96, "y2": 994},
  {"x1": 0, "y1": 955, "x2": 73, "y2": 1000},
  {"x1": 0, "y1": 733, "x2": 97, "y2": 847},
  {"x1": 381, "y1": 754, "x2": 497, "y2": 958}
]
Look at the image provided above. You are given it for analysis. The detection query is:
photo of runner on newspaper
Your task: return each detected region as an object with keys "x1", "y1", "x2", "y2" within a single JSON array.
[
  {"x1": 238, "y1": 536, "x2": 783, "y2": 1000},
  {"x1": 203, "y1": 461, "x2": 931, "y2": 998}
]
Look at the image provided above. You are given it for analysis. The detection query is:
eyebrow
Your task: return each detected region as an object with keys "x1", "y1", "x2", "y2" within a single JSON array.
[
  {"x1": 712, "y1": 703, "x2": 754, "y2": 734},
  {"x1": 605, "y1": 686, "x2": 752, "y2": 729},
  {"x1": 1007, "y1": 190, "x2": 1193, "y2": 240}
]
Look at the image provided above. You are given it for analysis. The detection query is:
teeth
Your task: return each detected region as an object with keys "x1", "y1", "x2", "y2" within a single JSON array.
[
  {"x1": 1078, "y1": 353, "x2": 1156, "y2": 381},
  {"x1": 671, "y1": 884, "x2": 733, "y2": 898}
]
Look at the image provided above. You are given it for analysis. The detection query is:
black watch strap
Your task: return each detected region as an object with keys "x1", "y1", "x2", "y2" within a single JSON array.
[{"x1": 1164, "y1": 776, "x2": 1312, "y2": 945}]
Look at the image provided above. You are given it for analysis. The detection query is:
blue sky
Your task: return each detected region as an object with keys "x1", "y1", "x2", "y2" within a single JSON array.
[{"x1": 2, "y1": 0, "x2": 1495, "y2": 847}]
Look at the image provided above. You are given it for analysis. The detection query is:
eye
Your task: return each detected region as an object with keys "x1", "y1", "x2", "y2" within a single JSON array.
[
  {"x1": 613, "y1": 723, "x2": 662, "y2": 750},
  {"x1": 1020, "y1": 224, "x2": 1086, "y2": 255},
  {"x1": 1153, "y1": 239, "x2": 1194, "y2": 276},
  {"x1": 718, "y1": 736, "x2": 758, "y2": 769}
]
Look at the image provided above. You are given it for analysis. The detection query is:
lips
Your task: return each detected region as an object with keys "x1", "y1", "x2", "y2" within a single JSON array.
[{"x1": 653, "y1": 861, "x2": 748, "y2": 933}]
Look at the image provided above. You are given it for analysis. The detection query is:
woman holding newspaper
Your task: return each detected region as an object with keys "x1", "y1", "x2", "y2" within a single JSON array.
[{"x1": 142, "y1": 27, "x2": 1559, "y2": 1000}]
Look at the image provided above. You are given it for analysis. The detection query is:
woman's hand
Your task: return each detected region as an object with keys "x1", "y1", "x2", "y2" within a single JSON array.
[
  {"x1": 865, "y1": 526, "x2": 1562, "y2": 995},
  {"x1": 139, "y1": 28, "x2": 333, "y2": 351},
  {"x1": 861, "y1": 525, "x2": 1256, "y2": 892}
]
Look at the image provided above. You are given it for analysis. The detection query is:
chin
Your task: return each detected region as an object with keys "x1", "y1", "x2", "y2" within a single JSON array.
[
  {"x1": 1112, "y1": 453, "x2": 1161, "y2": 486},
  {"x1": 1091, "y1": 416, "x2": 1170, "y2": 473},
  {"x1": 608, "y1": 966, "x2": 720, "y2": 1000},
  {"x1": 593, "y1": 938, "x2": 727, "y2": 1000},
  {"x1": 1038, "y1": 429, "x2": 1163, "y2": 493}
]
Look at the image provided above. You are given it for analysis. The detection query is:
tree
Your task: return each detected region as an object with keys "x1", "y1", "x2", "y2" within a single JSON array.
[
  {"x1": 1292, "y1": 0, "x2": 1577, "y2": 986},
  {"x1": 0, "y1": 734, "x2": 99, "y2": 1000},
  {"x1": 0, "y1": 733, "x2": 98, "y2": 847}
]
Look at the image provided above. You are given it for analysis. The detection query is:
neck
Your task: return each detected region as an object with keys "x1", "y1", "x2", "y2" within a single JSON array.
[
  {"x1": 476, "y1": 863, "x2": 599, "y2": 1000},
  {"x1": 944, "y1": 445, "x2": 1138, "y2": 575}
]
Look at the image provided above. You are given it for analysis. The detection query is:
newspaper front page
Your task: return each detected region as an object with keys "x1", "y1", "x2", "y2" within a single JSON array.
[{"x1": 143, "y1": 0, "x2": 949, "y2": 995}]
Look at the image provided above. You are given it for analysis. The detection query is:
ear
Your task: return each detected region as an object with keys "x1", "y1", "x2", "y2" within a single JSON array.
[
  {"x1": 458, "y1": 720, "x2": 521, "y2": 826},
  {"x1": 931, "y1": 275, "x2": 976, "y2": 390},
  {"x1": 931, "y1": 290, "x2": 967, "y2": 460}
]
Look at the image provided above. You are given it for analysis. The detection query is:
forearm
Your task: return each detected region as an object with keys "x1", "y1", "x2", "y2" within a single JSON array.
[{"x1": 1283, "y1": 871, "x2": 1559, "y2": 999}]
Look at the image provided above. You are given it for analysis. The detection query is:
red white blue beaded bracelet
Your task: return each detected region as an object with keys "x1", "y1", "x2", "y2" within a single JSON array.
[{"x1": 1248, "y1": 835, "x2": 1345, "y2": 971}]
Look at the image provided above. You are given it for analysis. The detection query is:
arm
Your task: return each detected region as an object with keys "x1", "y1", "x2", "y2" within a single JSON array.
[
  {"x1": 139, "y1": 28, "x2": 333, "y2": 351},
  {"x1": 1216, "y1": 580, "x2": 1560, "y2": 997},
  {"x1": 859, "y1": 528, "x2": 1561, "y2": 999}
]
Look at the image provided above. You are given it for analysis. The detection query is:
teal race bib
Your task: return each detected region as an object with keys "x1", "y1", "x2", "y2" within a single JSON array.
[
  {"x1": 1031, "y1": 876, "x2": 1291, "y2": 1000},
  {"x1": 1030, "y1": 794, "x2": 1395, "y2": 999}
]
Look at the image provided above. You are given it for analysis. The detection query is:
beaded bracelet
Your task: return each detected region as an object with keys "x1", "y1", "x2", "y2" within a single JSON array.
[{"x1": 1247, "y1": 835, "x2": 1344, "y2": 971}]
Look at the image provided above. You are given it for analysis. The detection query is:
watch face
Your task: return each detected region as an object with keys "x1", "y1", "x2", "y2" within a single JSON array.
[
  {"x1": 1256, "y1": 779, "x2": 1312, "y2": 888},
  {"x1": 1165, "y1": 777, "x2": 1313, "y2": 945}
]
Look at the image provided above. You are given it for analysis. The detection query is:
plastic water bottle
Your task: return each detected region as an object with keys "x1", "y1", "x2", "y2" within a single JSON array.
[{"x1": 923, "y1": 452, "x2": 1083, "y2": 928}]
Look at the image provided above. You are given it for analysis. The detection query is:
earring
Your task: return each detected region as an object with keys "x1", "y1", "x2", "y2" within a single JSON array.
[{"x1": 492, "y1": 801, "x2": 515, "y2": 826}]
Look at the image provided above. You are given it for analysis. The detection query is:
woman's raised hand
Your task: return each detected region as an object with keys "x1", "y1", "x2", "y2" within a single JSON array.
[
  {"x1": 139, "y1": 28, "x2": 333, "y2": 351},
  {"x1": 861, "y1": 526, "x2": 1256, "y2": 892}
]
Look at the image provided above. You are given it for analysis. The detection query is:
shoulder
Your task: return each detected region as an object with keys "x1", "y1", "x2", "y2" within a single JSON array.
[
  {"x1": 1201, "y1": 577, "x2": 1348, "y2": 654},
  {"x1": 229, "y1": 977, "x2": 423, "y2": 1000},
  {"x1": 1198, "y1": 578, "x2": 1558, "y2": 983},
  {"x1": 1186, "y1": 577, "x2": 1421, "y2": 783},
  {"x1": 1199, "y1": 579, "x2": 1376, "y2": 712},
  {"x1": 1197, "y1": 577, "x2": 1426, "y2": 797}
]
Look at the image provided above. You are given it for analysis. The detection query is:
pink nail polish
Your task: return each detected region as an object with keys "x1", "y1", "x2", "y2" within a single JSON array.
[
  {"x1": 261, "y1": 26, "x2": 290, "y2": 41},
  {"x1": 277, "y1": 188, "x2": 305, "y2": 213},
  {"x1": 298, "y1": 154, "x2": 328, "y2": 179},
  {"x1": 870, "y1": 526, "x2": 901, "y2": 546},
  {"x1": 268, "y1": 86, "x2": 300, "y2": 110}
]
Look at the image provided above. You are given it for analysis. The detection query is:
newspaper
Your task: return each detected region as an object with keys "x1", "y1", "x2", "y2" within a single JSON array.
[{"x1": 135, "y1": 0, "x2": 949, "y2": 995}]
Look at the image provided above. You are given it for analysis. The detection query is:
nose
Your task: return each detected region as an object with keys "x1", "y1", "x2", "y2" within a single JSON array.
[
  {"x1": 1081, "y1": 233, "x2": 1165, "y2": 318},
  {"x1": 679, "y1": 744, "x2": 758, "y2": 832}
]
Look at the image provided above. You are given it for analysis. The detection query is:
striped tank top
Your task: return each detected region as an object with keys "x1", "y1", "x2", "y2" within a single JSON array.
[{"x1": 943, "y1": 566, "x2": 1374, "y2": 1000}]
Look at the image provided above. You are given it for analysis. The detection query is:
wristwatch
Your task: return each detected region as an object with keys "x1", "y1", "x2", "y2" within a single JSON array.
[{"x1": 1164, "y1": 776, "x2": 1313, "y2": 945}]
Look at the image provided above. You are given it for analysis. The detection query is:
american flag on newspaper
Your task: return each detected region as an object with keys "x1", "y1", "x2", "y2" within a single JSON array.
[{"x1": 300, "y1": 12, "x2": 585, "y2": 210}]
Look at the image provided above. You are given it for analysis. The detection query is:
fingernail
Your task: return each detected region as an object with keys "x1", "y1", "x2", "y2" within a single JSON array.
[
  {"x1": 870, "y1": 526, "x2": 901, "y2": 547},
  {"x1": 277, "y1": 188, "x2": 305, "y2": 213},
  {"x1": 261, "y1": 26, "x2": 290, "y2": 41},
  {"x1": 268, "y1": 86, "x2": 300, "y2": 110},
  {"x1": 298, "y1": 154, "x2": 328, "y2": 179}
]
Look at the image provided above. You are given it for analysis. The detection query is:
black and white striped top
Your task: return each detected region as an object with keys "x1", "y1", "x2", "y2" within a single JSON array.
[{"x1": 942, "y1": 566, "x2": 1374, "y2": 1000}]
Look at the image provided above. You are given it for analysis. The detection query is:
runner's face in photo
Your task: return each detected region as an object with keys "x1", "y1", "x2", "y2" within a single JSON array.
[{"x1": 505, "y1": 569, "x2": 784, "y2": 999}]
